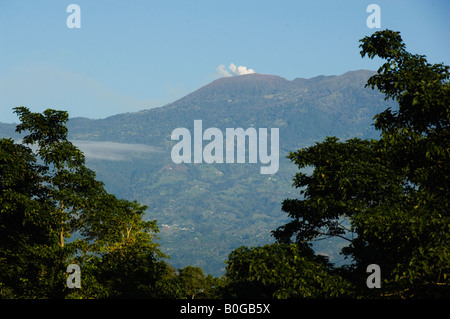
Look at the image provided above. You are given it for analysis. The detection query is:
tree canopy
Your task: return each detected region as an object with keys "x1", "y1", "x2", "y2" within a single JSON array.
[
  {"x1": 223, "y1": 243, "x2": 354, "y2": 298},
  {"x1": 273, "y1": 30, "x2": 450, "y2": 298},
  {"x1": 0, "y1": 107, "x2": 166, "y2": 298}
]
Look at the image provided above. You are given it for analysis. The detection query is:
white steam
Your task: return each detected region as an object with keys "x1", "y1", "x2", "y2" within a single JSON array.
[{"x1": 216, "y1": 63, "x2": 256, "y2": 77}]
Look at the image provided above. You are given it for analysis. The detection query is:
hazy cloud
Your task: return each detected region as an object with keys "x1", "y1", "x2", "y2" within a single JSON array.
[{"x1": 72, "y1": 140, "x2": 162, "y2": 161}]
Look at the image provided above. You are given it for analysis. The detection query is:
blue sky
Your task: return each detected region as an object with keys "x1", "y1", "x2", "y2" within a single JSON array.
[{"x1": 1, "y1": 0, "x2": 449, "y2": 123}]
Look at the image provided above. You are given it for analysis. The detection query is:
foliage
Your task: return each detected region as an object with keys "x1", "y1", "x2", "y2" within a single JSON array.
[
  {"x1": 172, "y1": 266, "x2": 219, "y2": 299},
  {"x1": 0, "y1": 137, "x2": 64, "y2": 298},
  {"x1": 273, "y1": 30, "x2": 450, "y2": 298},
  {"x1": 357, "y1": 29, "x2": 450, "y2": 297},
  {"x1": 223, "y1": 243, "x2": 354, "y2": 298},
  {"x1": 0, "y1": 107, "x2": 165, "y2": 298}
]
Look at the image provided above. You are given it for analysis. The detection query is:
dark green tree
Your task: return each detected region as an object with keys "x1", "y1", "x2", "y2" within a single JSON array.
[
  {"x1": 223, "y1": 243, "x2": 354, "y2": 298},
  {"x1": 0, "y1": 107, "x2": 165, "y2": 298},
  {"x1": 174, "y1": 266, "x2": 218, "y2": 299},
  {"x1": 273, "y1": 30, "x2": 450, "y2": 298},
  {"x1": 0, "y1": 138, "x2": 63, "y2": 298}
]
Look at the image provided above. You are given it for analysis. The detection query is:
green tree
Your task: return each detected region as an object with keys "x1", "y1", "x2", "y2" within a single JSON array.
[
  {"x1": 174, "y1": 266, "x2": 218, "y2": 299},
  {"x1": 357, "y1": 29, "x2": 450, "y2": 297},
  {"x1": 273, "y1": 30, "x2": 450, "y2": 298},
  {"x1": 0, "y1": 138, "x2": 63, "y2": 298},
  {"x1": 223, "y1": 243, "x2": 354, "y2": 298},
  {"x1": 0, "y1": 107, "x2": 165, "y2": 298}
]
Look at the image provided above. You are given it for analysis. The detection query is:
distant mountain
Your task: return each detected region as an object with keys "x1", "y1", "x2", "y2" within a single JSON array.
[
  {"x1": 59, "y1": 70, "x2": 386, "y2": 147},
  {"x1": 0, "y1": 70, "x2": 397, "y2": 276}
]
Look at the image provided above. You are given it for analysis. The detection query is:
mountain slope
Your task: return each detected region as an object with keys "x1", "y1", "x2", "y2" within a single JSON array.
[{"x1": 0, "y1": 70, "x2": 397, "y2": 276}]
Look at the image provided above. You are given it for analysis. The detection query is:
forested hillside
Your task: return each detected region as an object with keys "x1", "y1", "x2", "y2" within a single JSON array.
[{"x1": 1, "y1": 70, "x2": 396, "y2": 275}]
